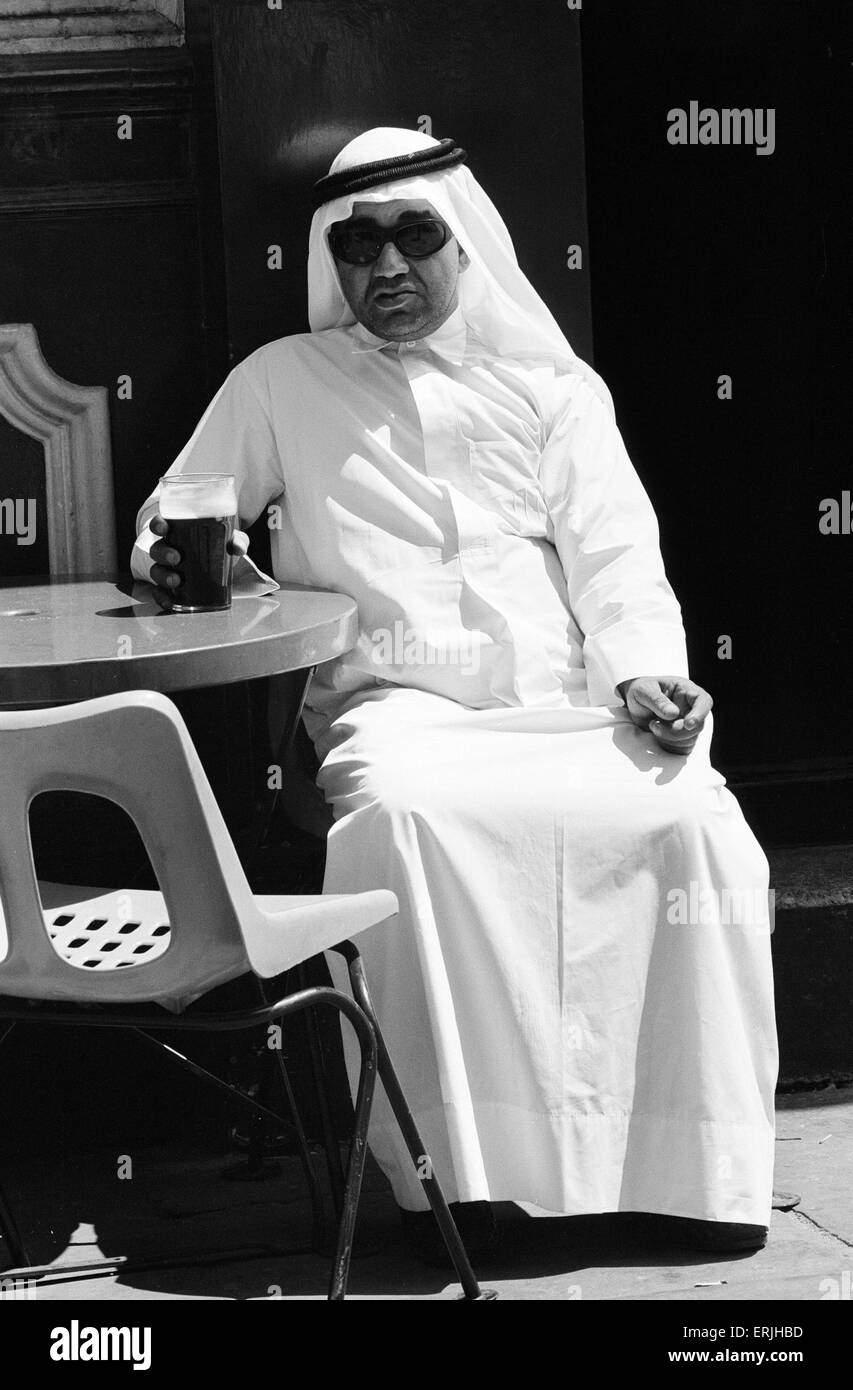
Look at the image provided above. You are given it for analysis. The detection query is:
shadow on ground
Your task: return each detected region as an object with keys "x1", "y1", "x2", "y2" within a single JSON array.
[{"x1": 0, "y1": 1139, "x2": 776, "y2": 1302}]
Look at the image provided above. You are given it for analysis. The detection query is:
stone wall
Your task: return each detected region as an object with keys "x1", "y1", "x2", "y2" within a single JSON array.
[{"x1": 0, "y1": 1, "x2": 185, "y2": 55}]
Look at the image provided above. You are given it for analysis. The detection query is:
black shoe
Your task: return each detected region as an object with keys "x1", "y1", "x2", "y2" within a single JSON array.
[
  {"x1": 668, "y1": 1218, "x2": 769, "y2": 1251},
  {"x1": 399, "y1": 1201, "x2": 499, "y2": 1269}
]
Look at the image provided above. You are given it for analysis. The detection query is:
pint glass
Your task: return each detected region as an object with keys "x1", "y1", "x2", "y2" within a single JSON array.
[{"x1": 159, "y1": 474, "x2": 238, "y2": 612}]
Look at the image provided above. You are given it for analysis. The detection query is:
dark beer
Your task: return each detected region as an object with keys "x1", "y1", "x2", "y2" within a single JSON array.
[
  {"x1": 167, "y1": 514, "x2": 235, "y2": 611},
  {"x1": 159, "y1": 474, "x2": 238, "y2": 612}
]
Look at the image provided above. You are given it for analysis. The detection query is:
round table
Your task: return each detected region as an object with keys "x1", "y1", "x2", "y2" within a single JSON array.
[{"x1": 0, "y1": 574, "x2": 358, "y2": 705}]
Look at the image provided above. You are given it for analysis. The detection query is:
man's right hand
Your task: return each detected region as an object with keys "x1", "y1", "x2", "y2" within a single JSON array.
[
  {"x1": 145, "y1": 513, "x2": 250, "y2": 610},
  {"x1": 148, "y1": 514, "x2": 183, "y2": 611}
]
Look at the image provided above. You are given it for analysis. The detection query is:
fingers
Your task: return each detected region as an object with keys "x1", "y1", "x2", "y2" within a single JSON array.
[
  {"x1": 645, "y1": 692, "x2": 681, "y2": 720},
  {"x1": 146, "y1": 518, "x2": 181, "y2": 611},
  {"x1": 150, "y1": 539, "x2": 181, "y2": 568},
  {"x1": 149, "y1": 521, "x2": 182, "y2": 602},
  {"x1": 650, "y1": 683, "x2": 714, "y2": 754},
  {"x1": 229, "y1": 528, "x2": 249, "y2": 558},
  {"x1": 649, "y1": 719, "x2": 700, "y2": 755},
  {"x1": 623, "y1": 677, "x2": 714, "y2": 755},
  {"x1": 630, "y1": 679, "x2": 681, "y2": 724},
  {"x1": 150, "y1": 564, "x2": 181, "y2": 591},
  {"x1": 683, "y1": 689, "x2": 713, "y2": 731},
  {"x1": 663, "y1": 681, "x2": 714, "y2": 734},
  {"x1": 151, "y1": 585, "x2": 175, "y2": 612}
]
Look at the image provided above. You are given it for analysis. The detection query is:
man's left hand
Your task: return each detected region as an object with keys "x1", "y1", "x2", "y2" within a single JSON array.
[{"x1": 615, "y1": 676, "x2": 713, "y2": 755}]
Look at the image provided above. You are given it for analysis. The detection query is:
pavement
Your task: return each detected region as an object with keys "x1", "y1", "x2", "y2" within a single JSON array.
[
  {"x1": 769, "y1": 844, "x2": 853, "y2": 1082},
  {"x1": 1, "y1": 1083, "x2": 849, "y2": 1302}
]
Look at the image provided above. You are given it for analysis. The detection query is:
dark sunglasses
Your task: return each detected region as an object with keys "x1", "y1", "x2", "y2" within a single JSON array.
[{"x1": 328, "y1": 218, "x2": 452, "y2": 266}]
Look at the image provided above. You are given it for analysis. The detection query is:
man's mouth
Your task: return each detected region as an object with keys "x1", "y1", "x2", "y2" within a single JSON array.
[{"x1": 373, "y1": 288, "x2": 417, "y2": 306}]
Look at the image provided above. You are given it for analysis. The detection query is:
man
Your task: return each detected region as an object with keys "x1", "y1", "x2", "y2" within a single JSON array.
[{"x1": 132, "y1": 128, "x2": 777, "y2": 1260}]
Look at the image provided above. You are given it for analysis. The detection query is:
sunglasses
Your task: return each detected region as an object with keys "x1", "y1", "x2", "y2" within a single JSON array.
[{"x1": 328, "y1": 218, "x2": 452, "y2": 266}]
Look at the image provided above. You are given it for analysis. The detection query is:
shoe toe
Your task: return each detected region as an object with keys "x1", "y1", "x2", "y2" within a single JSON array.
[{"x1": 670, "y1": 1218, "x2": 768, "y2": 1251}]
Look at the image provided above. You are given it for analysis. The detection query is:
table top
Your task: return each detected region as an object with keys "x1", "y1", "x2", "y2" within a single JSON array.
[{"x1": 0, "y1": 574, "x2": 358, "y2": 705}]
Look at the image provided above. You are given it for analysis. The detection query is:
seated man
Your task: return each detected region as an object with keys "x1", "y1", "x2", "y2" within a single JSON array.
[{"x1": 132, "y1": 127, "x2": 777, "y2": 1259}]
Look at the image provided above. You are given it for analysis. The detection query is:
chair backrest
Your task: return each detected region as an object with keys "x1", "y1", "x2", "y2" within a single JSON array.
[
  {"x1": 0, "y1": 323, "x2": 117, "y2": 575},
  {"x1": 0, "y1": 690, "x2": 257, "y2": 1006}
]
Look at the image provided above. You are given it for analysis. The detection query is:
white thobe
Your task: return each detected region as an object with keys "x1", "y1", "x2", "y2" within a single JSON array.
[{"x1": 133, "y1": 304, "x2": 777, "y2": 1223}]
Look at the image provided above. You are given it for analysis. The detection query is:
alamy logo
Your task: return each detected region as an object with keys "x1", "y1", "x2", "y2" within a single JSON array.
[
  {"x1": 0, "y1": 497, "x2": 36, "y2": 545},
  {"x1": 667, "y1": 103, "x2": 775, "y2": 156},
  {"x1": 818, "y1": 492, "x2": 853, "y2": 534},
  {"x1": 49, "y1": 1321, "x2": 151, "y2": 1371},
  {"x1": 666, "y1": 884, "x2": 775, "y2": 932},
  {"x1": 369, "y1": 620, "x2": 481, "y2": 676},
  {"x1": 0, "y1": 1276, "x2": 36, "y2": 1300}
]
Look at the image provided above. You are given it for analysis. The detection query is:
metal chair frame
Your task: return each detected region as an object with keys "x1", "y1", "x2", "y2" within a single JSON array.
[
  {"x1": 0, "y1": 690, "x2": 495, "y2": 1299},
  {"x1": 0, "y1": 985, "x2": 376, "y2": 1299},
  {"x1": 0, "y1": 964, "x2": 494, "y2": 1299}
]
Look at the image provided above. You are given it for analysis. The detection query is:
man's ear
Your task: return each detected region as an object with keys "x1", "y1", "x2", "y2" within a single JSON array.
[{"x1": 458, "y1": 245, "x2": 471, "y2": 271}]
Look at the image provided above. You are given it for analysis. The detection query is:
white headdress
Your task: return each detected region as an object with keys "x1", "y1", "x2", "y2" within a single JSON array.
[{"x1": 307, "y1": 127, "x2": 613, "y2": 412}]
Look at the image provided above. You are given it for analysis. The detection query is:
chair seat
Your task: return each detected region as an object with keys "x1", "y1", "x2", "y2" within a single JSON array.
[
  {"x1": 40, "y1": 884, "x2": 171, "y2": 973},
  {"x1": 33, "y1": 881, "x2": 398, "y2": 984}
]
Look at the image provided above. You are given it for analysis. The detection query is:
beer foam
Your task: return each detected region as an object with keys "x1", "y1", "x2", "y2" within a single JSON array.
[{"x1": 160, "y1": 483, "x2": 236, "y2": 520}]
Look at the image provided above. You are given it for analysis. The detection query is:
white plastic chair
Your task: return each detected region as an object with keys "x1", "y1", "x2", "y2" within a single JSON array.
[{"x1": 0, "y1": 690, "x2": 491, "y2": 1299}]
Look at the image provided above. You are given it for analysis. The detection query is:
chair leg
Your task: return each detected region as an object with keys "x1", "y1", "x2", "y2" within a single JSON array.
[
  {"x1": 331, "y1": 942, "x2": 496, "y2": 1301},
  {"x1": 0, "y1": 1024, "x2": 32, "y2": 1270},
  {"x1": 253, "y1": 978, "x2": 328, "y2": 1249},
  {"x1": 269, "y1": 1048, "x2": 327, "y2": 1250},
  {"x1": 282, "y1": 989, "x2": 377, "y2": 1301},
  {"x1": 244, "y1": 1041, "x2": 274, "y2": 1174},
  {"x1": 297, "y1": 962, "x2": 347, "y2": 1223}
]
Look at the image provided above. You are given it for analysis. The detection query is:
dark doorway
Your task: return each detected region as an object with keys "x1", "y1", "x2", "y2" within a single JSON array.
[{"x1": 209, "y1": 0, "x2": 593, "y2": 365}]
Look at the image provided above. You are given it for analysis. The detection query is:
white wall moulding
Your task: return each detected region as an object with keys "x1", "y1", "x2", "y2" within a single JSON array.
[
  {"x1": 0, "y1": 2, "x2": 185, "y2": 55},
  {"x1": 0, "y1": 324, "x2": 117, "y2": 575}
]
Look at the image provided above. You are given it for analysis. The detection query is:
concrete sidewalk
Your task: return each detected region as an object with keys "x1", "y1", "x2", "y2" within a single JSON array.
[{"x1": 1, "y1": 1083, "x2": 849, "y2": 1301}]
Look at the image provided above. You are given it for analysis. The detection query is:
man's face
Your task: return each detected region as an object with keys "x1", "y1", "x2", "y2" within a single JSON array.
[{"x1": 330, "y1": 198, "x2": 469, "y2": 341}]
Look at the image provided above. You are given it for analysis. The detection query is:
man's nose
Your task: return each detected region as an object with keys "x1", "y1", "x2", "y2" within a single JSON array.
[{"x1": 374, "y1": 240, "x2": 410, "y2": 276}]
